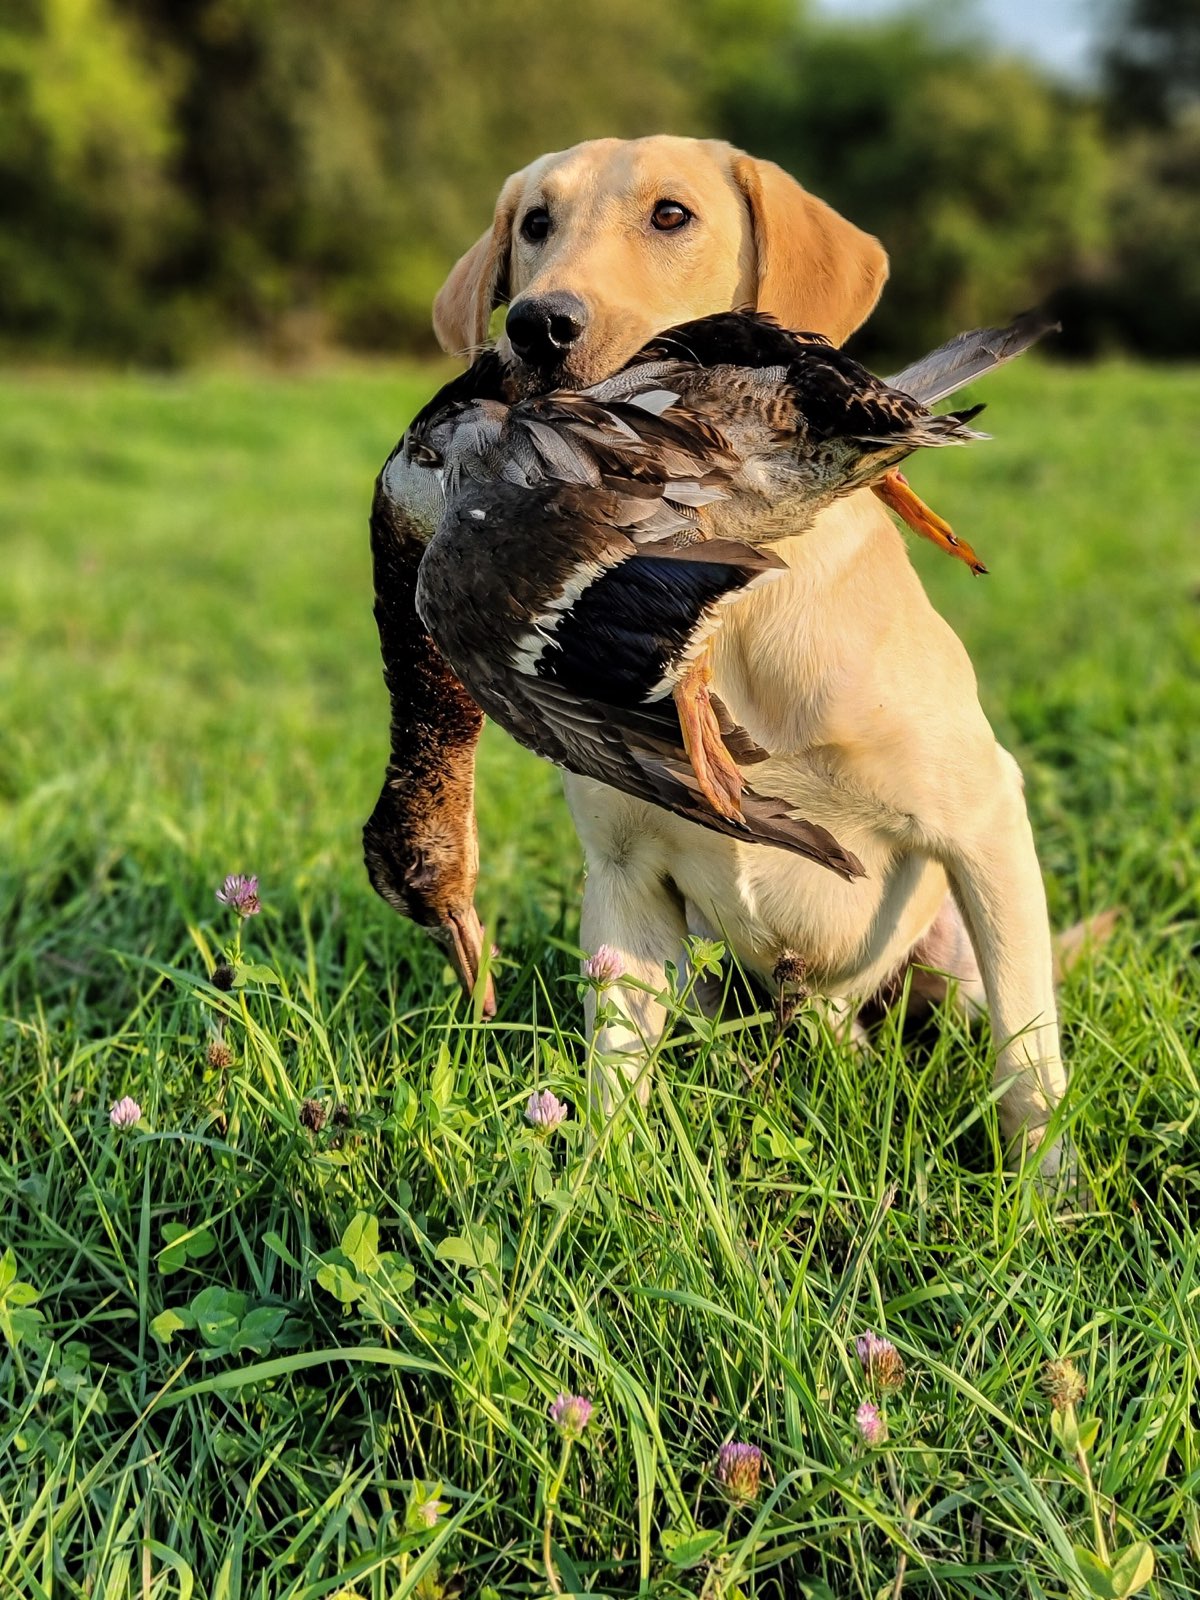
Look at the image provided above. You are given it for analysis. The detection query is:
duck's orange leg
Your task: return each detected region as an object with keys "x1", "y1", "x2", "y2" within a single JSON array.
[
  {"x1": 674, "y1": 650, "x2": 745, "y2": 822},
  {"x1": 873, "y1": 469, "x2": 988, "y2": 575}
]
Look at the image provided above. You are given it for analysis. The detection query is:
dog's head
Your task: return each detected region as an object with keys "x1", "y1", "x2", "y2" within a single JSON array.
[{"x1": 432, "y1": 136, "x2": 888, "y2": 392}]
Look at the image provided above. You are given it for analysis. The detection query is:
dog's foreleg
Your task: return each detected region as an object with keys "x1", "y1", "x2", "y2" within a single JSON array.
[
  {"x1": 936, "y1": 748, "x2": 1065, "y2": 1173},
  {"x1": 579, "y1": 854, "x2": 688, "y2": 1118}
]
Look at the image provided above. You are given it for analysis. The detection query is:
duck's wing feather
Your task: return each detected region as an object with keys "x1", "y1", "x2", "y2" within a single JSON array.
[
  {"x1": 485, "y1": 670, "x2": 864, "y2": 879},
  {"x1": 886, "y1": 310, "x2": 1059, "y2": 407},
  {"x1": 522, "y1": 530, "x2": 790, "y2": 706},
  {"x1": 492, "y1": 390, "x2": 741, "y2": 506}
]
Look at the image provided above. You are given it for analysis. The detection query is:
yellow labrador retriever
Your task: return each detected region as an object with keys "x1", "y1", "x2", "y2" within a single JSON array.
[{"x1": 433, "y1": 135, "x2": 1065, "y2": 1172}]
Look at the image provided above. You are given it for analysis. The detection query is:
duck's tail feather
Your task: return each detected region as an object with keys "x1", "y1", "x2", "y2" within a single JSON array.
[
  {"x1": 887, "y1": 310, "x2": 1059, "y2": 408},
  {"x1": 838, "y1": 405, "x2": 989, "y2": 492},
  {"x1": 613, "y1": 700, "x2": 865, "y2": 877},
  {"x1": 735, "y1": 788, "x2": 867, "y2": 880},
  {"x1": 850, "y1": 405, "x2": 989, "y2": 455},
  {"x1": 710, "y1": 693, "x2": 770, "y2": 765}
]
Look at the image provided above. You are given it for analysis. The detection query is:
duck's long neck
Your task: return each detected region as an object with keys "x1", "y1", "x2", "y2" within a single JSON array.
[{"x1": 363, "y1": 489, "x2": 484, "y2": 922}]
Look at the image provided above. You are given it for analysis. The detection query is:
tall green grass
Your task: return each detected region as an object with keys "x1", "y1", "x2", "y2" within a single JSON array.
[{"x1": 0, "y1": 359, "x2": 1197, "y2": 1597}]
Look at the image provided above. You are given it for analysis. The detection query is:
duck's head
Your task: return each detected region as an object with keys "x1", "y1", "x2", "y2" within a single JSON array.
[{"x1": 363, "y1": 768, "x2": 496, "y2": 1018}]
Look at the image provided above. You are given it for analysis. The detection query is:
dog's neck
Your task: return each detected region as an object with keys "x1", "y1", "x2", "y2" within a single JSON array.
[
  {"x1": 767, "y1": 490, "x2": 883, "y2": 584},
  {"x1": 710, "y1": 491, "x2": 908, "y2": 752}
]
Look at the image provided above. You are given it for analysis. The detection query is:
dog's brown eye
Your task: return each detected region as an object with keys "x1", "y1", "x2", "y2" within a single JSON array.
[
  {"x1": 651, "y1": 199, "x2": 692, "y2": 232},
  {"x1": 520, "y1": 208, "x2": 551, "y2": 243}
]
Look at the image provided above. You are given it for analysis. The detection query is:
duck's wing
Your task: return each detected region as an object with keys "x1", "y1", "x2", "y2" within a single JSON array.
[
  {"x1": 624, "y1": 307, "x2": 1050, "y2": 412},
  {"x1": 418, "y1": 482, "x2": 865, "y2": 880},
  {"x1": 424, "y1": 479, "x2": 776, "y2": 709},
  {"x1": 477, "y1": 389, "x2": 740, "y2": 536},
  {"x1": 613, "y1": 307, "x2": 1046, "y2": 444},
  {"x1": 516, "y1": 523, "x2": 790, "y2": 708},
  {"x1": 602, "y1": 311, "x2": 986, "y2": 466}
]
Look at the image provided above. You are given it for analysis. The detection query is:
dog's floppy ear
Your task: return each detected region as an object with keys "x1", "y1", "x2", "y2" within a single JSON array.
[
  {"x1": 731, "y1": 153, "x2": 888, "y2": 345},
  {"x1": 432, "y1": 170, "x2": 527, "y2": 359}
]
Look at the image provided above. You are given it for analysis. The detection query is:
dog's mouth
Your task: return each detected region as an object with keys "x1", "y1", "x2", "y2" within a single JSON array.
[
  {"x1": 504, "y1": 354, "x2": 589, "y2": 397},
  {"x1": 499, "y1": 331, "x2": 637, "y2": 396}
]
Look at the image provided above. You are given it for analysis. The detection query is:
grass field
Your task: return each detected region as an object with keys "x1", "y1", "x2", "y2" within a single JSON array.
[{"x1": 1, "y1": 356, "x2": 1198, "y2": 1599}]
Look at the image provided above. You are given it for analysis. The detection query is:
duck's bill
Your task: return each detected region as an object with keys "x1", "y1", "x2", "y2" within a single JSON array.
[{"x1": 445, "y1": 907, "x2": 497, "y2": 1018}]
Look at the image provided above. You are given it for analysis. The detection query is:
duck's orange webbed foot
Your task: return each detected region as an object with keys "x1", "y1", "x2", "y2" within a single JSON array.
[
  {"x1": 873, "y1": 469, "x2": 988, "y2": 575},
  {"x1": 674, "y1": 651, "x2": 745, "y2": 823}
]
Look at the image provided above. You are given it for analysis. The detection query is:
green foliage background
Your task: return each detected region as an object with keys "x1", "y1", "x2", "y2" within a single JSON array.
[{"x1": 1, "y1": 0, "x2": 1197, "y2": 362}]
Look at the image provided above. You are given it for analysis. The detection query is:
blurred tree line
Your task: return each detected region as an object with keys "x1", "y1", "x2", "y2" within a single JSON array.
[{"x1": 0, "y1": 0, "x2": 1196, "y2": 363}]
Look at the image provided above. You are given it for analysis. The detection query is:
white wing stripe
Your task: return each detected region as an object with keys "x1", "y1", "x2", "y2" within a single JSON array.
[{"x1": 506, "y1": 551, "x2": 620, "y2": 674}]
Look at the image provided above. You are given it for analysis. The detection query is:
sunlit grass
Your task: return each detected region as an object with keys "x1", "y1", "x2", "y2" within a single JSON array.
[{"x1": 0, "y1": 358, "x2": 1197, "y2": 1597}]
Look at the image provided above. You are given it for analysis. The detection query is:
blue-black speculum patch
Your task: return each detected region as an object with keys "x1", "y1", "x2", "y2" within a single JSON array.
[{"x1": 534, "y1": 554, "x2": 747, "y2": 706}]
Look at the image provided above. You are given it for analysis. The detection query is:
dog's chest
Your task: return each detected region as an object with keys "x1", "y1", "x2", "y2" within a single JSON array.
[
  {"x1": 666, "y1": 818, "x2": 945, "y2": 1000},
  {"x1": 666, "y1": 496, "x2": 943, "y2": 985}
]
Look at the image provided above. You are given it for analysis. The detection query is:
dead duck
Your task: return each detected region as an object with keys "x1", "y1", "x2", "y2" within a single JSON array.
[
  {"x1": 384, "y1": 382, "x2": 865, "y2": 877},
  {"x1": 384, "y1": 310, "x2": 1052, "y2": 840}
]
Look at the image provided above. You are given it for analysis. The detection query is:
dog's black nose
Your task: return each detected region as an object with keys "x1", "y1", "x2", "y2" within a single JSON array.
[{"x1": 505, "y1": 293, "x2": 587, "y2": 370}]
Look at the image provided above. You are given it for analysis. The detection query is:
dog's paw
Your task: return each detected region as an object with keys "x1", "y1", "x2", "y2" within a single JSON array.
[{"x1": 1008, "y1": 1126, "x2": 1090, "y2": 1209}]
